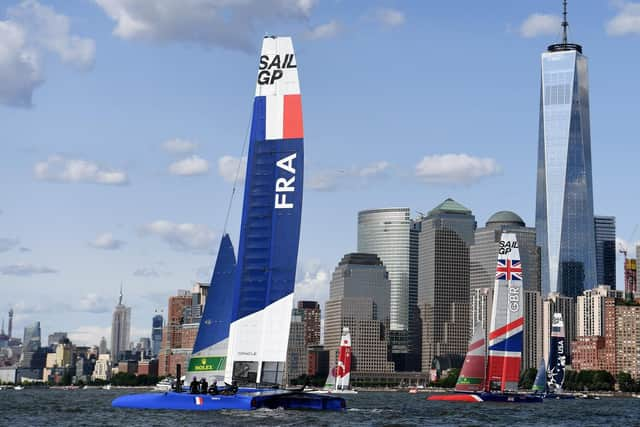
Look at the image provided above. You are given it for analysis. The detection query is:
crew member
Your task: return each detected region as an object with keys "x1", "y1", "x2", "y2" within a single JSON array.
[
  {"x1": 190, "y1": 377, "x2": 199, "y2": 394},
  {"x1": 200, "y1": 378, "x2": 208, "y2": 394}
]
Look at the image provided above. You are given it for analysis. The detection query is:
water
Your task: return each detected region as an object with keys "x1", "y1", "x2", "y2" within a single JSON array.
[{"x1": 0, "y1": 389, "x2": 637, "y2": 426}]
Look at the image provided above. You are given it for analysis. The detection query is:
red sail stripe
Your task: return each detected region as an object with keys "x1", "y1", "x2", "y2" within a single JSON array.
[
  {"x1": 283, "y1": 94, "x2": 303, "y2": 139},
  {"x1": 488, "y1": 317, "x2": 524, "y2": 340},
  {"x1": 467, "y1": 338, "x2": 485, "y2": 352}
]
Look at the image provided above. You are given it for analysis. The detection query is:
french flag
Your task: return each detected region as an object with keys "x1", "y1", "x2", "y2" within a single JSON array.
[{"x1": 194, "y1": 396, "x2": 204, "y2": 406}]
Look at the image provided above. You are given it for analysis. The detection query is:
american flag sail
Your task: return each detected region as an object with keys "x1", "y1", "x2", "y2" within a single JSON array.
[{"x1": 486, "y1": 233, "x2": 523, "y2": 392}]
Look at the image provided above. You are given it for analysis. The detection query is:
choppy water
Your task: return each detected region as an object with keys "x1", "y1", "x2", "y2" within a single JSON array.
[{"x1": 0, "y1": 388, "x2": 637, "y2": 426}]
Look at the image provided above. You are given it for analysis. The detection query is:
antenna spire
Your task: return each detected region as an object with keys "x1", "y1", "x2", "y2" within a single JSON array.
[
  {"x1": 119, "y1": 281, "x2": 123, "y2": 305},
  {"x1": 562, "y1": 0, "x2": 568, "y2": 44}
]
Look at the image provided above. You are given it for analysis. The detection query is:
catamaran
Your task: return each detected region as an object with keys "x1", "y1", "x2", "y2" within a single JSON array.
[
  {"x1": 311, "y1": 327, "x2": 357, "y2": 395},
  {"x1": 545, "y1": 313, "x2": 574, "y2": 399},
  {"x1": 112, "y1": 36, "x2": 344, "y2": 411},
  {"x1": 428, "y1": 233, "x2": 542, "y2": 403}
]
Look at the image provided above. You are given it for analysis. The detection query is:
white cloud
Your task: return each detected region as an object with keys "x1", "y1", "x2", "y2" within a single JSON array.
[
  {"x1": 305, "y1": 20, "x2": 341, "y2": 40},
  {"x1": 217, "y1": 155, "x2": 247, "y2": 183},
  {"x1": 0, "y1": 263, "x2": 58, "y2": 276},
  {"x1": 162, "y1": 138, "x2": 198, "y2": 154},
  {"x1": 89, "y1": 232, "x2": 125, "y2": 250},
  {"x1": 133, "y1": 267, "x2": 170, "y2": 277},
  {"x1": 415, "y1": 153, "x2": 501, "y2": 184},
  {"x1": 78, "y1": 293, "x2": 111, "y2": 313},
  {"x1": 94, "y1": 0, "x2": 316, "y2": 52},
  {"x1": 0, "y1": 237, "x2": 19, "y2": 253},
  {"x1": 607, "y1": 3, "x2": 640, "y2": 36},
  {"x1": 168, "y1": 155, "x2": 209, "y2": 176},
  {"x1": 34, "y1": 155, "x2": 128, "y2": 185},
  {"x1": 0, "y1": 1, "x2": 95, "y2": 107},
  {"x1": 519, "y1": 13, "x2": 561, "y2": 38},
  {"x1": 372, "y1": 8, "x2": 405, "y2": 28},
  {"x1": 308, "y1": 161, "x2": 390, "y2": 192},
  {"x1": 141, "y1": 220, "x2": 217, "y2": 253},
  {"x1": 294, "y1": 260, "x2": 330, "y2": 306}
]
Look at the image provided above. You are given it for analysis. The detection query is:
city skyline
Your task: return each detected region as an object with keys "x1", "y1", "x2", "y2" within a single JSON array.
[{"x1": 2, "y1": 0, "x2": 639, "y2": 345}]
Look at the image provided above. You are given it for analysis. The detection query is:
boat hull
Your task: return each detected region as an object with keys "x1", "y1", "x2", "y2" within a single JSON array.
[
  {"x1": 427, "y1": 392, "x2": 543, "y2": 403},
  {"x1": 112, "y1": 390, "x2": 345, "y2": 411}
]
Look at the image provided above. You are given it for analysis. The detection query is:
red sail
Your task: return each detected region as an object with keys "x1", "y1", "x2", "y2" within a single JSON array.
[{"x1": 455, "y1": 325, "x2": 486, "y2": 393}]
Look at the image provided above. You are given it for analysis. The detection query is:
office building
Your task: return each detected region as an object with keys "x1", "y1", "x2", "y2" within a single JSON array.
[
  {"x1": 324, "y1": 253, "x2": 394, "y2": 373},
  {"x1": 536, "y1": 12, "x2": 597, "y2": 298},
  {"x1": 576, "y1": 285, "x2": 622, "y2": 337},
  {"x1": 615, "y1": 305, "x2": 640, "y2": 378},
  {"x1": 358, "y1": 207, "x2": 419, "y2": 370},
  {"x1": 285, "y1": 308, "x2": 307, "y2": 384},
  {"x1": 110, "y1": 286, "x2": 131, "y2": 362},
  {"x1": 47, "y1": 332, "x2": 68, "y2": 349},
  {"x1": 594, "y1": 216, "x2": 616, "y2": 288},
  {"x1": 297, "y1": 301, "x2": 321, "y2": 347},
  {"x1": 151, "y1": 314, "x2": 163, "y2": 357},
  {"x1": 418, "y1": 198, "x2": 475, "y2": 372}
]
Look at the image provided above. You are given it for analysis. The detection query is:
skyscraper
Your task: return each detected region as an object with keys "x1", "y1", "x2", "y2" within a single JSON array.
[
  {"x1": 285, "y1": 308, "x2": 307, "y2": 383},
  {"x1": 358, "y1": 208, "x2": 418, "y2": 370},
  {"x1": 297, "y1": 301, "x2": 320, "y2": 347},
  {"x1": 99, "y1": 336, "x2": 108, "y2": 355},
  {"x1": 536, "y1": 5, "x2": 597, "y2": 298},
  {"x1": 418, "y1": 198, "x2": 475, "y2": 371},
  {"x1": 110, "y1": 286, "x2": 131, "y2": 362},
  {"x1": 594, "y1": 216, "x2": 616, "y2": 288},
  {"x1": 152, "y1": 314, "x2": 163, "y2": 357},
  {"x1": 324, "y1": 253, "x2": 395, "y2": 373}
]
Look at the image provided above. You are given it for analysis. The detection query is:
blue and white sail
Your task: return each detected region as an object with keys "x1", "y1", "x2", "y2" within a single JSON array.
[
  {"x1": 187, "y1": 235, "x2": 236, "y2": 382},
  {"x1": 547, "y1": 313, "x2": 566, "y2": 393},
  {"x1": 224, "y1": 36, "x2": 304, "y2": 385}
]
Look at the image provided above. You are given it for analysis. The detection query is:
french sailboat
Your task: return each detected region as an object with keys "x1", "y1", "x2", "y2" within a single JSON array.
[
  {"x1": 112, "y1": 36, "x2": 344, "y2": 411},
  {"x1": 428, "y1": 233, "x2": 542, "y2": 403}
]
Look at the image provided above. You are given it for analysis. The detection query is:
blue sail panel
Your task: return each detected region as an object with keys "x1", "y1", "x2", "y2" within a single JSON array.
[{"x1": 192, "y1": 234, "x2": 237, "y2": 353}]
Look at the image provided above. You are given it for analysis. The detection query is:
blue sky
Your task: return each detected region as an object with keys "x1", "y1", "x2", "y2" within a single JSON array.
[{"x1": 1, "y1": 0, "x2": 639, "y2": 347}]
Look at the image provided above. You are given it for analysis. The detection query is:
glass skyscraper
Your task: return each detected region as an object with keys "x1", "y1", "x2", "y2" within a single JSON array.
[
  {"x1": 594, "y1": 216, "x2": 616, "y2": 288},
  {"x1": 358, "y1": 208, "x2": 419, "y2": 370},
  {"x1": 536, "y1": 36, "x2": 597, "y2": 298}
]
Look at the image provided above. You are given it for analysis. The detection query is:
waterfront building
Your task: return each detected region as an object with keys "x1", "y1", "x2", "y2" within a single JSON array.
[
  {"x1": 543, "y1": 293, "x2": 576, "y2": 363},
  {"x1": 151, "y1": 314, "x2": 163, "y2": 357},
  {"x1": 297, "y1": 301, "x2": 321, "y2": 347},
  {"x1": 158, "y1": 284, "x2": 208, "y2": 377},
  {"x1": 324, "y1": 253, "x2": 395, "y2": 373},
  {"x1": 55, "y1": 338, "x2": 73, "y2": 368},
  {"x1": 92, "y1": 354, "x2": 112, "y2": 382},
  {"x1": 535, "y1": 14, "x2": 597, "y2": 298},
  {"x1": 110, "y1": 286, "x2": 131, "y2": 362},
  {"x1": 594, "y1": 216, "x2": 616, "y2": 288},
  {"x1": 572, "y1": 287, "x2": 617, "y2": 374},
  {"x1": 358, "y1": 207, "x2": 419, "y2": 370},
  {"x1": 418, "y1": 199, "x2": 475, "y2": 372},
  {"x1": 285, "y1": 308, "x2": 307, "y2": 384},
  {"x1": 576, "y1": 285, "x2": 622, "y2": 336},
  {"x1": 615, "y1": 305, "x2": 640, "y2": 378}
]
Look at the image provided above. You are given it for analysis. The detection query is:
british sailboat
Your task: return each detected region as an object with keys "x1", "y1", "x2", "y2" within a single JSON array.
[
  {"x1": 112, "y1": 36, "x2": 344, "y2": 411},
  {"x1": 428, "y1": 233, "x2": 542, "y2": 403}
]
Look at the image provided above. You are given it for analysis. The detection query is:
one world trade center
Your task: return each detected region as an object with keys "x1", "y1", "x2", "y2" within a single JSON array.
[{"x1": 536, "y1": 3, "x2": 597, "y2": 298}]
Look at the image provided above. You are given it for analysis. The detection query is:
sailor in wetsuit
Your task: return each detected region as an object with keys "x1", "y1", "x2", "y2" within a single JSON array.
[
  {"x1": 199, "y1": 378, "x2": 208, "y2": 394},
  {"x1": 189, "y1": 377, "x2": 200, "y2": 394}
]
